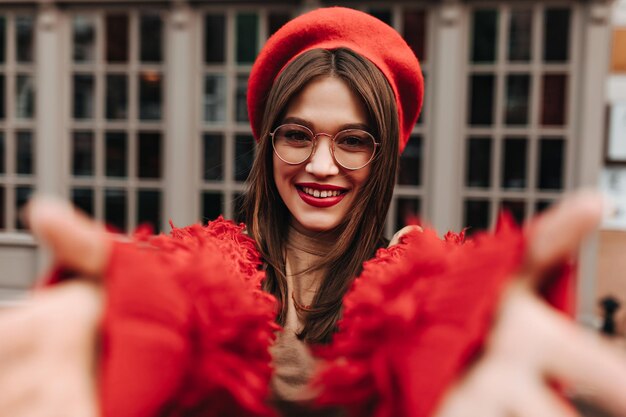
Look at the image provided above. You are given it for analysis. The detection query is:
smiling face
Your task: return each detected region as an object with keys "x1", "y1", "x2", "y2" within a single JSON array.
[{"x1": 273, "y1": 76, "x2": 372, "y2": 233}]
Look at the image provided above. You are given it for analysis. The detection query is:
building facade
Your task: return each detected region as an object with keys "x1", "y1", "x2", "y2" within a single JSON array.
[{"x1": 0, "y1": 0, "x2": 614, "y2": 324}]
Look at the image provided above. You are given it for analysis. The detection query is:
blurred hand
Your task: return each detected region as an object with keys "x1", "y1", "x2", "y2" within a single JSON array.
[{"x1": 435, "y1": 191, "x2": 626, "y2": 417}]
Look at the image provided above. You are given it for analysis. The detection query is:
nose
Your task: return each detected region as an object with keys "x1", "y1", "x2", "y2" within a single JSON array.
[{"x1": 305, "y1": 135, "x2": 340, "y2": 177}]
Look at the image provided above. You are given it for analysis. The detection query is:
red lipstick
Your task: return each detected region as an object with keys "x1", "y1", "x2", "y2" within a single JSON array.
[{"x1": 296, "y1": 183, "x2": 348, "y2": 208}]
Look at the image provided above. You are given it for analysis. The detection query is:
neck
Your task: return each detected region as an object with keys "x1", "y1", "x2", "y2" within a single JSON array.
[{"x1": 287, "y1": 221, "x2": 341, "y2": 257}]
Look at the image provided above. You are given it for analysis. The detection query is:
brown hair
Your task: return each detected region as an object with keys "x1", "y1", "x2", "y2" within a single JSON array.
[{"x1": 243, "y1": 48, "x2": 399, "y2": 344}]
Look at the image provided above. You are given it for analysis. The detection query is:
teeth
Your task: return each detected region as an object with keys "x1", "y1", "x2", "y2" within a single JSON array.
[
  {"x1": 301, "y1": 187, "x2": 343, "y2": 198},
  {"x1": 321, "y1": 191, "x2": 328, "y2": 198}
]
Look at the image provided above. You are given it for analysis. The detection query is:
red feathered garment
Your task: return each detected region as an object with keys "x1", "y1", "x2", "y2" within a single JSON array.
[{"x1": 45, "y1": 217, "x2": 573, "y2": 417}]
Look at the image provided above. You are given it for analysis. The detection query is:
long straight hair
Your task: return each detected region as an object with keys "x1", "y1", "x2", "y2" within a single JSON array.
[{"x1": 243, "y1": 48, "x2": 399, "y2": 344}]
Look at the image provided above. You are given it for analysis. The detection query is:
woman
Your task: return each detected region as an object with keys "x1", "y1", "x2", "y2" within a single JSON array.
[{"x1": 1, "y1": 6, "x2": 626, "y2": 417}]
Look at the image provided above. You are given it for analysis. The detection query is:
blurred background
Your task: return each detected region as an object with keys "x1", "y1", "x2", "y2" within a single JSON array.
[{"x1": 0, "y1": 0, "x2": 624, "y2": 339}]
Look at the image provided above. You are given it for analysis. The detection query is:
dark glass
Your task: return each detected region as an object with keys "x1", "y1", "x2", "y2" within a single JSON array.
[
  {"x1": 236, "y1": 13, "x2": 258, "y2": 64},
  {"x1": 73, "y1": 74, "x2": 94, "y2": 119},
  {"x1": 500, "y1": 200, "x2": 526, "y2": 225},
  {"x1": 544, "y1": 8, "x2": 570, "y2": 62},
  {"x1": 72, "y1": 131, "x2": 94, "y2": 176},
  {"x1": 235, "y1": 134, "x2": 255, "y2": 182},
  {"x1": 105, "y1": 188, "x2": 127, "y2": 232},
  {"x1": 105, "y1": 132, "x2": 127, "y2": 178},
  {"x1": 140, "y1": 14, "x2": 162, "y2": 62},
  {"x1": 536, "y1": 200, "x2": 553, "y2": 213},
  {"x1": 466, "y1": 137, "x2": 492, "y2": 187},
  {"x1": 16, "y1": 131, "x2": 33, "y2": 175},
  {"x1": 541, "y1": 74, "x2": 567, "y2": 126},
  {"x1": 0, "y1": 186, "x2": 4, "y2": 229},
  {"x1": 464, "y1": 199, "x2": 491, "y2": 234},
  {"x1": 203, "y1": 133, "x2": 223, "y2": 180},
  {"x1": 469, "y1": 74, "x2": 495, "y2": 125},
  {"x1": 236, "y1": 75, "x2": 249, "y2": 122},
  {"x1": 398, "y1": 135, "x2": 422, "y2": 186},
  {"x1": 106, "y1": 74, "x2": 127, "y2": 120},
  {"x1": 73, "y1": 16, "x2": 95, "y2": 62},
  {"x1": 204, "y1": 14, "x2": 226, "y2": 64},
  {"x1": 106, "y1": 14, "x2": 129, "y2": 63},
  {"x1": 508, "y1": 10, "x2": 532, "y2": 62},
  {"x1": 72, "y1": 188, "x2": 94, "y2": 216},
  {"x1": 139, "y1": 72, "x2": 162, "y2": 120},
  {"x1": 16, "y1": 16, "x2": 33, "y2": 63},
  {"x1": 0, "y1": 75, "x2": 5, "y2": 119},
  {"x1": 233, "y1": 193, "x2": 245, "y2": 224},
  {"x1": 15, "y1": 186, "x2": 32, "y2": 230},
  {"x1": 416, "y1": 72, "x2": 426, "y2": 125},
  {"x1": 138, "y1": 132, "x2": 161, "y2": 178},
  {"x1": 395, "y1": 198, "x2": 421, "y2": 231},
  {"x1": 403, "y1": 10, "x2": 426, "y2": 61},
  {"x1": 202, "y1": 192, "x2": 223, "y2": 223},
  {"x1": 0, "y1": 17, "x2": 5, "y2": 63},
  {"x1": 537, "y1": 138, "x2": 565, "y2": 190},
  {"x1": 0, "y1": 132, "x2": 4, "y2": 173},
  {"x1": 268, "y1": 12, "x2": 291, "y2": 37},
  {"x1": 368, "y1": 8, "x2": 392, "y2": 26},
  {"x1": 16, "y1": 75, "x2": 34, "y2": 119},
  {"x1": 138, "y1": 189, "x2": 161, "y2": 233},
  {"x1": 502, "y1": 137, "x2": 527, "y2": 189},
  {"x1": 471, "y1": 9, "x2": 498, "y2": 63},
  {"x1": 204, "y1": 74, "x2": 226, "y2": 122},
  {"x1": 505, "y1": 74, "x2": 530, "y2": 125}
]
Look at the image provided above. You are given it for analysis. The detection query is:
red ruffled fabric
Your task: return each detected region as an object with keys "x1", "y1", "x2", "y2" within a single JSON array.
[{"x1": 312, "y1": 217, "x2": 527, "y2": 417}]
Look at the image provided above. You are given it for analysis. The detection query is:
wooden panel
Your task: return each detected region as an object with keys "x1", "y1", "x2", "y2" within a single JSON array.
[{"x1": 611, "y1": 28, "x2": 626, "y2": 73}]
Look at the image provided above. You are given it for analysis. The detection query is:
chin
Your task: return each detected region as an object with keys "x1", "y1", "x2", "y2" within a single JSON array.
[{"x1": 293, "y1": 213, "x2": 343, "y2": 233}]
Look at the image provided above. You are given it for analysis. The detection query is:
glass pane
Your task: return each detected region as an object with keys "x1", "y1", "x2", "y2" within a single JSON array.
[
  {"x1": 505, "y1": 74, "x2": 530, "y2": 125},
  {"x1": 236, "y1": 75, "x2": 249, "y2": 122},
  {"x1": 72, "y1": 188, "x2": 94, "y2": 216},
  {"x1": 403, "y1": 10, "x2": 426, "y2": 61},
  {"x1": 538, "y1": 138, "x2": 565, "y2": 190},
  {"x1": 16, "y1": 16, "x2": 33, "y2": 63},
  {"x1": 0, "y1": 16, "x2": 5, "y2": 64},
  {"x1": 0, "y1": 186, "x2": 4, "y2": 229},
  {"x1": 368, "y1": 8, "x2": 392, "y2": 26},
  {"x1": 72, "y1": 131, "x2": 94, "y2": 176},
  {"x1": 268, "y1": 12, "x2": 291, "y2": 37},
  {"x1": 106, "y1": 74, "x2": 127, "y2": 120},
  {"x1": 536, "y1": 200, "x2": 553, "y2": 214},
  {"x1": 233, "y1": 193, "x2": 246, "y2": 223},
  {"x1": 140, "y1": 14, "x2": 162, "y2": 62},
  {"x1": 508, "y1": 10, "x2": 532, "y2": 62},
  {"x1": 204, "y1": 74, "x2": 226, "y2": 122},
  {"x1": 139, "y1": 71, "x2": 162, "y2": 120},
  {"x1": 466, "y1": 137, "x2": 492, "y2": 187},
  {"x1": 0, "y1": 74, "x2": 5, "y2": 119},
  {"x1": 73, "y1": 74, "x2": 94, "y2": 119},
  {"x1": 16, "y1": 131, "x2": 33, "y2": 175},
  {"x1": 16, "y1": 75, "x2": 34, "y2": 119},
  {"x1": 0, "y1": 132, "x2": 3, "y2": 173},
  {"x1": 204, "y1": 14, "x2": 225, "y2": 64},
  {"x1": 471, "y1": 9, "x2": 498, "y2": 63},
  {"x1": 105, "y1": 188, "x2": 127, "y2": 232},
  {"x1": 106, "y1": 14, "x2": 129, "y2": 63},
  {"x1": 106, "y1": 132, "x2": 127, "y2": 178},
  {"x1": 464, "y1": 199, "x2": 491, "y2": 234},
  {"x1": 469, "y1": 74, "x2": 495, "y2": 125},
  {"x1": 203, "y1": 133, "x2": 223, "y2": 181},
  {"x1": 236, "y1": 13, "x2": 258, "y2": 64},
  {"x1": 73, "y1": 15, "x2": 95, "y2": 62},
  {"x1": 541, "y1": 74, "x2": 567, "y2": 126},
  {"x1": 15, "y1": 186, "x2": 32, "y2": 230},
  {"x1": 544, "y1": 8, "x2": 570, "y2": 62},
  {"x1": 398, "y1": 135, "x2": 422, "y2": 186},
  {"x1": 501, "y1": 200, "x2": 526, "y2": 225},
  {"x1": 138, "y1": 132, "x2": 161, "y2": 178},
  {"x1": 235, "y1": 134, "x2": 254, "y2": 182},
  {"x1": 395, "y1": 198, "x2": 421, "y2": 231},
  {"x1": 502, "y1": 137, "x2": 527, "y2": 189},
  {"x1": 138, "y1": 190, "x2": 161, "y2": 233},
  {"x1": 202, "y1": 192, "x2": 223, "y2": 223}
]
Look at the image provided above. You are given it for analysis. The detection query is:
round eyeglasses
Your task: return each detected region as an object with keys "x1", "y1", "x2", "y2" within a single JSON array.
[{"x1": 270, "y1": 123, "x2": 379, "y2": 170}]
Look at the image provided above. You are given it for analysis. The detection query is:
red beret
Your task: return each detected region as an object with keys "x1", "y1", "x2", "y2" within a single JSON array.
[{"x1": 247, "y1": 6, "x2": 424, "y2": 154}]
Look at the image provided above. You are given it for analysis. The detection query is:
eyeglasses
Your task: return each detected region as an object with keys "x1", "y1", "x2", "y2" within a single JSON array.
[{"x1": 270, "y1": 123, "x2": 379, "y2": 170}]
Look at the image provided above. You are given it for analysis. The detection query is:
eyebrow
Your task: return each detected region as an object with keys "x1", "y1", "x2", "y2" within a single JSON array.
[{"x1": 281, "y1": 116, "x2": 371, "y2": 132}]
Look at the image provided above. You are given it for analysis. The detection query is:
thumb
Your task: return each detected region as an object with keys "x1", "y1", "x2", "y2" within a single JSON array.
[{"x1": 24, "y1": 196, "x2": 111, "y2": 277}]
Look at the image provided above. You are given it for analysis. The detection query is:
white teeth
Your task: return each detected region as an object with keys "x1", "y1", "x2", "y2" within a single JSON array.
[
  {"x1": 313, "y1": 190, "x2": 320, "y2": 198},
  {"x1": 301, "y1": 186, "x2": 343, "y2": 198},
  {"x1": 321, "y1": 190, "x2": 328, "y2": 198}
]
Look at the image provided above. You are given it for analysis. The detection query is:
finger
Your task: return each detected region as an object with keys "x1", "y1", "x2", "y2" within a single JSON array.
[
  {"x1": 523, "y1": 190, "x2": 605, "y2": 281},
  {"x1": 24, "y1": 196, "x2": 111, "y2": 277},
  {"x1": 388, "y1": 225, "x2": 423, "y2": 247},
  {"x1": 512, "y1": 377, "x2": 580, "y2": 417}
]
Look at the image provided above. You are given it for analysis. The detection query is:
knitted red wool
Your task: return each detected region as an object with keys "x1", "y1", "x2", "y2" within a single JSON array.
[{"x1": 247, "y1": 7, "x2": 424, "y2": 154}]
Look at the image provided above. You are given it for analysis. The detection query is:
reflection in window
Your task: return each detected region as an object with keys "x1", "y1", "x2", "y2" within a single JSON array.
[
  {"x1": 236, "y1": 75, "x2": 249, "y2": 122},
  {"x1": 508, "y1": 10, "x2": 532, "y2": 62},
  {"x1": 106, "y1": 74, "x2": 128, "y2": 120},
  {"x1": 469, "y1": 74, "x2": 494, "y2": 125},
  {"x1": 204, "y1": 75, "x2": 226, "y2": 122},
  {"x1": 471, "y1": 9, "x2": 498, "y2": 63},
  {"x1": 538, "y1": 138, "x2": 565, "y2": 190},
  {"x1": 15, "y1": 186, "x2": 32, "y2": 229},
  {"x1": 16, "y1": 75, "x2": 34, "y2": 119},
  {"x1": 395, "y1": 198, "x2": 421, "y2": 231},
  {"x1": 204, "y1": 14, "x2": 225, "y2": 64},
  {"x1": 501, "y1": 200, "x2": 526, "y2": 225},
  {"x1": 73, "y1": 74, "x2": 94, "y2": 119},
  {"x1": 105, "y1": 188, "x2": 127, "y2": 231},
  {"x1": 502, "y1": 138, "x2": 527, "y2": 189},
  {"x1": 235, "y1": 134, "x2": 254, "y2": 182},
  {"x1": 106, "y1": 14, "x2": 129, "y2": 63},
  {"x1": 202, "y1": 192, "x2": 223, "y2": 223},
  {"x1": 105, "y1": 132, "x2": 127, "y2": 178},
  {"x1": 72, "y1": 131, "x2": 94, "y2": 176},
  {"x1": 139, "y1": 71, "x2": 162, "y2": 120},
  {"x1": 138, "y1": 190, "x2": 161, "y2": 233},
  {"x1": 73, "y1": 16, "x2": 95, "y2": 62},
  {"x1": 544, "y1": 8, "x2": 570, "y2": 62},
  {"x1": 16, "y1": 131, "x2": 33, "y2": 175},
  {"x1": 541, "y1": 74, "x2": 567, "y2": 126},
  {"x1": 403, "y1": 10, "x2": 426, "y2": 61},
  {"x1": 140, "y1": 14, "x2": 162, "y2": 63},
  {"x1": 398, "y1": 135, "x2": 422, "y2": 186},
  {"x1": 138, "y1": 132, "x2": 161, "y2": 179},
  {"x1": 236, "y1": 13, "x2": 258, "y2": 64},
  {"x1": 466, "y1": 137, "x2": 491, "y2": 187},
  {"x1": 15, "y1": 16, "x2": 33, "y2": 63},
  {"x1": 72, "y1": 188, "x2": 94, "y2": 216},
  {"x1": 464, "y1": 199, "x2": 490, "y2": 233},
  {"x1": 203, "y1": 134, "x2": 223, "y2": 180},
  {"x1": 505, "y1": 74, "x2": 530, "y2": 125}
]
